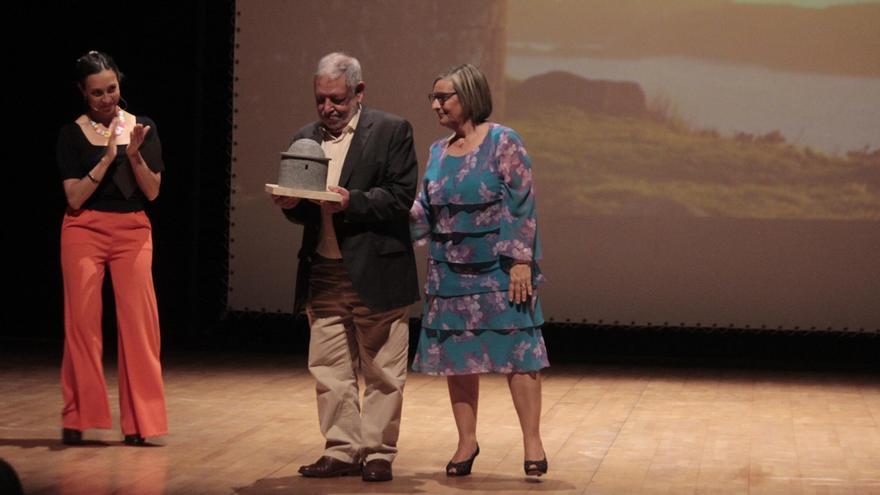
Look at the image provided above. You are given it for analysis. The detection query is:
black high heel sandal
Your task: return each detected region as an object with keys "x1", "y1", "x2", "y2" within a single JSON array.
[
  {"x1": 123, "y1": 434, "x2": 146, "y2": 446},
  {"x1": 62, "y1": 428, "x2": 83, "y2": 445},
  {"x1": 446, "y1": 444, "x2": 480, "y2": 477},
  {"x1": 524, "y1": 457, "x2": 548, "y2": 477}
]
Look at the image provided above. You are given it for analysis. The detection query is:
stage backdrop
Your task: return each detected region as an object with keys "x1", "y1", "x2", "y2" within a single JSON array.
[{"x1": 230, "y1": 0, "x2": 880, "y2": 332}]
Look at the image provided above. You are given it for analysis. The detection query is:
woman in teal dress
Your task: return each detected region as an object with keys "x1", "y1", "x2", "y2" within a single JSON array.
[{"x1": 410, "y1": 64, "x2": 548, "y2": 477}]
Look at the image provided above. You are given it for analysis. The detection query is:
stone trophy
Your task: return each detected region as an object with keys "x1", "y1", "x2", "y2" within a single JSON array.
[{"x1": 265, "y1": 138, "x2": 342, "y2": 201}]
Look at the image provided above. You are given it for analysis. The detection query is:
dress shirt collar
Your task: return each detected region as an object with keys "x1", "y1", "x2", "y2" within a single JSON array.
[{"x1": 320, "y1": 105, "x2": 361, "y2": 142}]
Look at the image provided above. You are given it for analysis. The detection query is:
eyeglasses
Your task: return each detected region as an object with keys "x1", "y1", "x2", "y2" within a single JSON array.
[{"x1": 428, "y1": 92, "x2": 457, "y2": 104}]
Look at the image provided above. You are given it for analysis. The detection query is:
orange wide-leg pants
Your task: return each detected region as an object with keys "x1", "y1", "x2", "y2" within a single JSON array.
[{"x1": 60, "y1": 209, "x2": 167, "y2": 437}]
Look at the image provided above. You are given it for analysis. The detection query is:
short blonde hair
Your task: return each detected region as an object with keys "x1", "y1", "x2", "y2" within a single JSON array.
[{"x1": 435, "y1": 64, "x2": 493, "y2": 124}]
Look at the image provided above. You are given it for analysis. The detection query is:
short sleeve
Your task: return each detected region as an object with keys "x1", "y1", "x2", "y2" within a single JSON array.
[
  {"x1": 56, "y1": 124, "x2": 85, "y2": 180},
  {"x1": 137, "y1": 116, "x2": 164, "y2": 173}
]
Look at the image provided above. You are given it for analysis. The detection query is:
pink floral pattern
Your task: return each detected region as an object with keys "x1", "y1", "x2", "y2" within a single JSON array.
[{"x1": 409, "y1": 124, "x2": 548, "y2": 375}]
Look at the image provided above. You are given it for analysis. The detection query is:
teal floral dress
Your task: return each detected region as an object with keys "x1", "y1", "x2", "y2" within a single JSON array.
[{"x1": 410, "y1": 123, "x2": 549, "y2": 375}]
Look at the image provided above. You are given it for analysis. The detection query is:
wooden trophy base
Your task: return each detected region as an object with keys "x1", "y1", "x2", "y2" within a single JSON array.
[{"x1": 265, "y1": 184, "x2": 343, "y2": 202}]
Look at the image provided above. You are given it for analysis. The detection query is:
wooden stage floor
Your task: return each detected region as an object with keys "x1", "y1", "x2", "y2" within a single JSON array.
[{"x1": 1, "y1": 349, "x2": 878, "y2": 494}]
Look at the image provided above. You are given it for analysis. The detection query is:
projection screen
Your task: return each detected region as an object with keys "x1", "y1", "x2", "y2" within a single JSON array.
[{"x1": 230, "y1": 0, "x2": 880, "y2": 332}]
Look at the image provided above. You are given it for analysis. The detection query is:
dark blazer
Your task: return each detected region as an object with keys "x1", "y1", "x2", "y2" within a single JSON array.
[{"x1": 283, "y1": 106, "x2": 421, "y2": 313}]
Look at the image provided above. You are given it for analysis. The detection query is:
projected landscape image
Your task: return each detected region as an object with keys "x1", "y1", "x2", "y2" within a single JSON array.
[{"x1": 506, "y1": 0, "x2": 880, "y2": 220}]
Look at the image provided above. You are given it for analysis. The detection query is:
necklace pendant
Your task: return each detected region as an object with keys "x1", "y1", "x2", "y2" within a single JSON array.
[
  {"x1": 89, "y1": 110, "x2": 126, "y2": 138},
  {"x1": 113, "y1": 110, "x2": 126, "y2": 136}
]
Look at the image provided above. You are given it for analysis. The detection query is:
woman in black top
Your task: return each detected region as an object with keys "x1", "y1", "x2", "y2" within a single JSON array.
[{"x1": 56, "y1": 51, "x2": 167, "y2": 446}]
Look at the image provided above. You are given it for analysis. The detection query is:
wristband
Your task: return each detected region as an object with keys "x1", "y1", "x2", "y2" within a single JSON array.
[{"x1": 87, "y1": 172, "x2": 99, "y2": 184}]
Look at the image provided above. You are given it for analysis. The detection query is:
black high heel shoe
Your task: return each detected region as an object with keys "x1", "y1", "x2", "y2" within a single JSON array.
[
  {"x1": 62, "y1": 428, "x2": 83, "y2": 445},
  {"x1": 123, "y1": 434, "x2": 146, "y2": 446},
  {"x1": 524, "y1": 456, "x2": 548, "y2": 476},
  {"x1": 446, "y1": 444, "x2": 480, "y2": 477}
]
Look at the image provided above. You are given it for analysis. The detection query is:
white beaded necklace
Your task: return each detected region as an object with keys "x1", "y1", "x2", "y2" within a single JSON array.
[{"x1": 89, "y1": 110, "x2": 125, "y2": 138}]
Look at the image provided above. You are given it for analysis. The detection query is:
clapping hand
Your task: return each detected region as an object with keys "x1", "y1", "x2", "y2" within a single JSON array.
[
  {"x1": 127, "y1": 123, "x2": 151, "y2": 157},
  {"x1": 103, "y1": 117, "x2": 120, "y2": 162}
]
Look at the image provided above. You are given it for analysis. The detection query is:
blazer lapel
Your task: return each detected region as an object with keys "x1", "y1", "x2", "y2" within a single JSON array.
[
  {"x1": 339, "y1": 108, "x2": 374, "y2": 187},
  {"x1": 309, "y1": 124, "x2": 322, "y2": 143}
]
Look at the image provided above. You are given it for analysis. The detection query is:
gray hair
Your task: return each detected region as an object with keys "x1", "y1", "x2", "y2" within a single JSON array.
[
  {"x1": 316, "y1": 52, "x2": 363, "y2": 91},
  {"x1": 435, "y1": 64, "x2": 493, "y2": 124}
]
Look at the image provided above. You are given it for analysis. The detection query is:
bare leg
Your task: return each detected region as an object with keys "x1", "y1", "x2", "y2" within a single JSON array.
[
  {"x1": 507, "y1": 371, "x2": 545, "y2": 461},
  {"x1": 447, "y1": 374, "x2": 480, "y2": 465}
]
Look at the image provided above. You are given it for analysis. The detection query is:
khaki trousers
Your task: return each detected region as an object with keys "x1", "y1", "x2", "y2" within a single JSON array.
[{"x1": 306, "y1": 258, "x2": 409, "y2": 464}]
